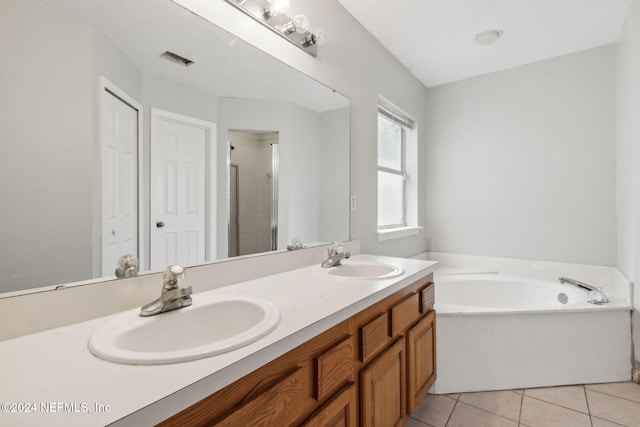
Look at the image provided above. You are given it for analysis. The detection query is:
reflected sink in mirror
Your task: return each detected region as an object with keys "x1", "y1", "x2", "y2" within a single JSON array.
[
  {"x1": 89, "y1": 294, "x2": 280, "y2": 365},
  {"x1": 321, "y1": 261, "x2": 404, "y2": 280}
]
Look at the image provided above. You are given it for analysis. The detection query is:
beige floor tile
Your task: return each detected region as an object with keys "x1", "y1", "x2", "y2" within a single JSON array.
[
  {"x1": 411, "y1": 393, "x2": 456, "y2": 427},
  {"x1": 447, "y1": 402, "x2": 517, "y2": 427},
  {"x1": 406, "y1": 417, "x2": 433, "y2": 427},
  {"x1": 586, "y1": 389, "x2": 640, "y2": 426},
  {"x1": 520, "y1": 396, "x2": 591, "y2": 427},
  {"x1": 591, "y1": 416, "x2": 627, "y2": 427},
  {"x1": 444, "y1": 393, "x2": 460, "y2": 400},
  {"x1": 524, "y1": 385, "x2": 588, "y2": 413},
  {"x1": 586, "y1": 382, "x2": 640, "y2": 403},
  {"x1": 458, "y1": 390, "x2": 522, "y2": 421}
]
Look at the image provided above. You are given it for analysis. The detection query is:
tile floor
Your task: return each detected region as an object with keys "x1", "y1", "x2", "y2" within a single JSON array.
[{"x1": 408, "y1": 382, "x2": 640, "y2": 427}]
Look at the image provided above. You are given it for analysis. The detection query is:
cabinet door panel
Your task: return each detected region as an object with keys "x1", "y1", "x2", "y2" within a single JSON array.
[
  {"x1": 407, "y1": 311, "x2": 436, "y2": 414},
  {"x1": 303, "y1": 383, "x2": 357, "y2": 427},
  {"x1": 360, "y1": 338, "x2": 406, "y2": 427}
]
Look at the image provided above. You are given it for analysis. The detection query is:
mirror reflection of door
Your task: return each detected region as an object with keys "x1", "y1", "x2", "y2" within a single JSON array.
[
  {"x1": 100, "y1": 82, "x2": 141, "y2": 276},
  {"x1": 228, "y1": 131, "x2": 279, "y2": 257},
  {"x1": 150, "y1": 109, "x2": 216, "y2": 270}
]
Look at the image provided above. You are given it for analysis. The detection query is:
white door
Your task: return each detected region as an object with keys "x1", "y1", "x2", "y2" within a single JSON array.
[
  {"x1": 101, "y1": 88, "x2": 140, "y2": 276},
  {"x1": 150, "y1": 109, "x2": 214, "y2": 270}
]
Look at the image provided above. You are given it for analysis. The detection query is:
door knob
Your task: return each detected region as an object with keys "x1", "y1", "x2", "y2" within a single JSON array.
[{"x1": 156, "y1": 221, "x2": 165, "y2": 228}]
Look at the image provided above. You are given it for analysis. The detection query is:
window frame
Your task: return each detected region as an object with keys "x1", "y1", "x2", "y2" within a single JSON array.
[{"x1": 377, "y1": 107, "x2": 413, "y2": 230}]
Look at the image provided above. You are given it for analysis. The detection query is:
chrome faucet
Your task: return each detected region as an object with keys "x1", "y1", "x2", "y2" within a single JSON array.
[
  {"x1": 558, "y1": 277, "x2": 609, "y2": 304},
  {"x1": 140, "y1": 265, "x2": 193, "y2": 316},
  {"x1": 287, "y1": 237, "x2": 305, "y2": 251},
  {"x1": 115, "y1": 254, "x2": 139, "y2": 278},
  {"x1": 321, "y1": 242, "x2": 350, "y2": 268}
]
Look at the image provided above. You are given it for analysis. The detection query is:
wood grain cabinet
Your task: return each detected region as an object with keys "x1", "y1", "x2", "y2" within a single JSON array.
[
  {"x1": 302, "y1": 383, "x2": 357, "y2": 427},
  {"x1": 407, "y1": 310, "x2": 436, "y2": 414},
  {"x1": 158, "y1": 275, "x2": 436, "y2": 427},
  {"x1": 360, "y1": 338, "x2": 406, "y2": 427}
]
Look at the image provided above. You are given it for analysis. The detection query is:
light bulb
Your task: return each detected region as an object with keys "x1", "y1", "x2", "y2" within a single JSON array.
[
  {"x1": 291, "y1": 14, "x2": 309, "y2": 33},
  {"x1": 265, "y1": 0, "x2": 290, "y2": 14},
  {"x1": 313, "y1": 28, "x2": 326, "y2": 45}
]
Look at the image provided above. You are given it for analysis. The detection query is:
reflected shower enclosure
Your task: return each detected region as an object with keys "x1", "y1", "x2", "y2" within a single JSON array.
[{"x1": 228, "y1": 131, "x2": 279, "y2": 256}]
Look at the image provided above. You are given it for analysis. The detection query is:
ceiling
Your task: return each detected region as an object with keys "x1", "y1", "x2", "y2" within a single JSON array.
[
  {"x1": 44, "y1": 0, "x2": 348, "y2": 112},
  {"x1": 337, "y1": 0, "x2": 632, "y2": 88}
]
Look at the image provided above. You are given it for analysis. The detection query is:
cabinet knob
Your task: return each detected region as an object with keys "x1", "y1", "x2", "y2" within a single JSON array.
[{"x1": 156, "y1": 221, "x2": 165, "y2": 228}]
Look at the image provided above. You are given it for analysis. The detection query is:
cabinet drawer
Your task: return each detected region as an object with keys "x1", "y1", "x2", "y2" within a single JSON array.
[
  {"x1": 420, "y1": 283, "x2": 435, "y2": 313},
  {"x1": 315, "y1": 337, "x2": 355, "y2": 401},
  {"x1": 360, "y1": 312, "x2": 390, "y2": 362},
  {"x1": 390, "y1": 293, "x2": 420, "y2": 337},
  {"x1": 214, "y1": 368, "x2": 304, "y2": 426}
]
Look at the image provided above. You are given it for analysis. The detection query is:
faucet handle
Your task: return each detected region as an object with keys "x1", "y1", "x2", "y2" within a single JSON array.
[{"x1": 163, "y1": 265, "x2": 185, "y2": 289}]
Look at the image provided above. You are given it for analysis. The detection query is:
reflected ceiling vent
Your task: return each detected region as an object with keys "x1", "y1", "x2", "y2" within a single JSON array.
[{"x1": 160, "y1": 51, "x2": 194, "y2": 67}]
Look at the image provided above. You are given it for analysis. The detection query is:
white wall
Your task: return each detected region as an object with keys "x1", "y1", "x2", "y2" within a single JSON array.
[
  {"x1": 0, "y1": 0, "x2": 94, "y2": 291},
  {"x1": 425, "y1": 46, "x2": 617, "y2": 265},
  {"x1": 174, "y1": 0, "x2": 430, "y2": 258},
  {"x1": 617, "y1": 0, "x2": 640, "y2": 367},
  {"x1": 319, "y1": 107, "x2": 350, "y2": 242}
]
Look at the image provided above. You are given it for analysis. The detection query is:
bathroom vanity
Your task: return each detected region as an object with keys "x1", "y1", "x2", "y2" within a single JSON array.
[
  {"x1": 0, "y1": 254, "x2": 437, "y2": 426},
  {"x1": 160, "y1": 270, "x2": 435, "y2": 426}
]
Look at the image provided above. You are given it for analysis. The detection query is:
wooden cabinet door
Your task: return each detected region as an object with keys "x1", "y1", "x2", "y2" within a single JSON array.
[
  {"x1": 406, "y1": 311, "x2": 436, "y2": 414},
  {"x1": 302, "y1": 383, "x2": 357, "y2": 427},
  {"x1": 360, "y1": 338, "x2": 406, "y2": 427}
]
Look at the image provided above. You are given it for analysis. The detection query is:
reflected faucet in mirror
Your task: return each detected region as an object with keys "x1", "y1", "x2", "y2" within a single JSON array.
[
  {"x1": 140, "y1": 265, "x2": 193, "y2": 316},
  {"x1": 115, "y1": 255, "x2": 139, "y2": 279},
  {"x1": 287, "y1": 237, "x2": 305, "y2": 251}
]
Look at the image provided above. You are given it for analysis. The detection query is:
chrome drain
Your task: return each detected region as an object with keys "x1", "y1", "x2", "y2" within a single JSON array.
[{"x1": 557, "y1": 293, "x2": 568, "y2": 304}]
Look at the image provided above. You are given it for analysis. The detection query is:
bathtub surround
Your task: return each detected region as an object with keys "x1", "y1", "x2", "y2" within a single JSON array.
[{"x1": 423, "y1": 252, "x2": 632, "y2": 394}]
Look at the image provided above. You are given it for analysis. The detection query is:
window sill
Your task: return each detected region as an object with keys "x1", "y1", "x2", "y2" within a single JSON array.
[{"x1": 376, "y1": 226, "x2": 423, "y2": 242}]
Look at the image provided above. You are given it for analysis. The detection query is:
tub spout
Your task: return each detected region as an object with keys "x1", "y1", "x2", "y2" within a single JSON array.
[{"x1": 558, "y1": 277, "x2": 609, "y2": 304}]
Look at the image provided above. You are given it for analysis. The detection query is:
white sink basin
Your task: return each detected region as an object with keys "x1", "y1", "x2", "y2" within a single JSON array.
[
  {"x1": 89, "y1": 294, "x2": 280, "y2": 365},
  {"x1": 322, "y1": 260, "x2": 404, "y2": 280}
]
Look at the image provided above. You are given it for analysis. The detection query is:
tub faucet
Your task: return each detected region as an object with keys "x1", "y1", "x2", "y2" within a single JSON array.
[
  {"x1": 558, "y1": 277, "x2": 609, "y2": 304},
  {"x1": 321, "y1": 242, "x2": 350, "y2": 268},
  {"x1": 140, "y1": 265, "x2": 193, "y2": 316}
]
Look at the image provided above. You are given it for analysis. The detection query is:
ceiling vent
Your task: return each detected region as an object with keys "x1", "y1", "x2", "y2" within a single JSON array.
[{"x1": 159, "y1": 51, "x2": 194, "y2": 67}]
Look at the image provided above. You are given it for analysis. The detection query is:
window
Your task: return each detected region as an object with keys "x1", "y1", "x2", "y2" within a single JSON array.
[{"x1": 376, "y1": 100, "x2": 421, "y2": 241}]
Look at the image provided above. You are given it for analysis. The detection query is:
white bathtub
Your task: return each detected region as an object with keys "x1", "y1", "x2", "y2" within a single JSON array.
[{"x1": 432, "y1": 272, "x2": 632, "y2": 394}]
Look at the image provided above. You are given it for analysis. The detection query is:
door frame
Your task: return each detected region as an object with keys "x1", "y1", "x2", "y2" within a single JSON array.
[
  {"x1": 150, "y1": 108, "x2": 217, "y2": 265},
  {"x1": 98, "y1": 77, "x2": 143, "y2": 275}
]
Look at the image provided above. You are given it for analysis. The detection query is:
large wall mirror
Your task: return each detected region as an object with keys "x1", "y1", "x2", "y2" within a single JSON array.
[{"x1": 0, "y1": 0, "x2": 350, "y2": 296}]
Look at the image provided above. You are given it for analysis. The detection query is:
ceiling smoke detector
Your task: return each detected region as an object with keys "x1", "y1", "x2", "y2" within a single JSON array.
[{"x1": 474, "y1": 29, "x2": 503, "y2": 46}]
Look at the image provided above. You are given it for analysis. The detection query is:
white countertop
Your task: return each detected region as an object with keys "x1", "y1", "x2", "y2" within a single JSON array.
[{"x1": 0, "y1": 254, "x2": 437, "y2": 426}]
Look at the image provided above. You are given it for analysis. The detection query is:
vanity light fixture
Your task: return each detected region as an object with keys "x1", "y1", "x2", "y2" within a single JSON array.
[
  {"x1": 224, "y1": 0, "x2": 325, "y2": 56},
  {"x1": 263, "y1": 0, "x2": 290, "y2": 18},
  {"x1": 474, "y1": 29, "x2": 503, "y2": 46}
]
